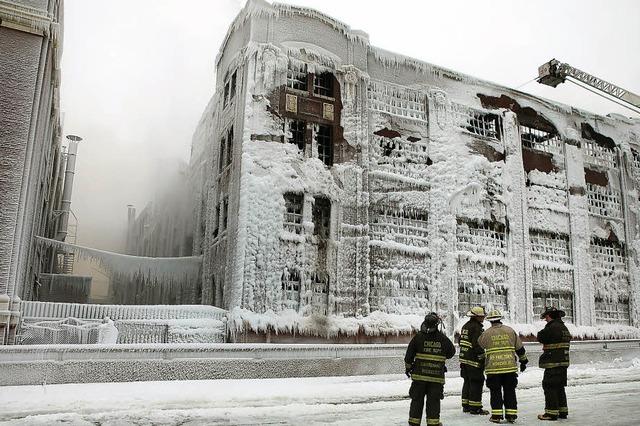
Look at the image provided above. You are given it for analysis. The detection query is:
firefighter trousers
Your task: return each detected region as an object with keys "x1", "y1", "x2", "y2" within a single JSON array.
[
  {"x1": 486, "y1": 373, "x2": 518, "y2": 420},
  {"x1": 460, "y1": 364, "x2": 485, "y2": 411},
  {"x1": 408, "y1": 380, "x2": 443, "y2": 425},
  {"x1": 542, "y1": 367, "x2": 568, "y2": 418}
]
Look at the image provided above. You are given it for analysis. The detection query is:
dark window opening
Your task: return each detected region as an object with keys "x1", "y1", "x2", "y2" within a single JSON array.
[
  {"x1": 317, "y1": 125, "x2": 333, "y2": 166},
  {"x1": 226, "y1": 127, "x2": 234, "y2": 166},
  {"x1": 314, "y1": 73, "x2": 333, "y2": 97},
  {"x1": 223, "y1": 82, "x2": 229, "y2": 107},
  {"x1": 229, "y1": 71, "x2": 237, "y2": 101},
  {"x1": 284, "y1": 193, "x2": 304, "y2": 234},
  {"x1": 288, "y1": 120, "x2": 306, "y2": 151},
  {"x1": 287, "y1": 61, "x2": 308, "y2": 91},
  {"x1": 218, "y1": 137, "x2": 225, "y2": 171},
  {"x1": 221, "y1": 198, "x2": 228, "y2": 231},
  {"x1": 213, "y1": 204, "x2": 221, "y2": 238},
  {"x1": 312, "y1": 197, "x2": 331, "y2": 239}
]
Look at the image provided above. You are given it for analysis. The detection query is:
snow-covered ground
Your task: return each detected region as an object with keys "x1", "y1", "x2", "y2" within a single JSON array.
[{"x1": 2, "y1": 358, "x2": 639, "y2": 425}]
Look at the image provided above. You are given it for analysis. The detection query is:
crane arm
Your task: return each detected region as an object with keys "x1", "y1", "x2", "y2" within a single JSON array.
[{"x1": 538, "y1": 59, "x2": 640, "y2": 110}]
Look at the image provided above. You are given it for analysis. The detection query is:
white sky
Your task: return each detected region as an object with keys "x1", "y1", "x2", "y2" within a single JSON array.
[{"x1": 61, "y1": 0, "x2": 640, "y2": 252}]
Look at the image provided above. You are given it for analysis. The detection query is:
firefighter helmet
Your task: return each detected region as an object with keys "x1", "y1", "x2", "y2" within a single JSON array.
[
  {"x1": 540, "y1": 306, "x2": 566, "y2": 319},
  {"x1": 486, "y1": 309, "x2": 503, "y2": 322},
  {"x1": 466, "y1": 306, "x2": 486, "y2": 318}
]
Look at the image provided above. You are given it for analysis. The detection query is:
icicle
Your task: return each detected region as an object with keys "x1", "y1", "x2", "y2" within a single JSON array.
[{"x1": 35, "y1": 236, "x2": 201, "y2": 287}]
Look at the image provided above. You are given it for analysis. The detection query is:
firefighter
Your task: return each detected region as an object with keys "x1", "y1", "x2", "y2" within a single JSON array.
[
  {"x1": 458, "y1": 306, "x2": 489, "y2": 415},
  {"x1": 405, "y1": 312, "x2": 456, "y2": 426},
  {"x1": 478, "y1": 309, "x2": 528, "y2": 424},
  {"x1": 536, "y1": 306, "x2": 572, "y2": 421}
]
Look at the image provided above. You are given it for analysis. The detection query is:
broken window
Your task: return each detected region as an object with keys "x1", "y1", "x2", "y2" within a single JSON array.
[
  {"x1": 226, "y1": 126, "x2": 234, "y2": 166},
  {"x1": 283, "y1": 193, "x2": 303, "y2": 234},
  {"x1": 288, "y1": 120, "x2": 306, "y2": 151},
  {"x1": 520, "y1": 125, "x2": 563, "y2": 156},
  {"x1": 590, "y1": 238, "x2": 630, "y2": 324},
  {"x1": 632, "y1": 149, "x2": 640, "y2": 171},
  {"x1": 312, "y1": 197, "x2": 331, "y2": 239},
  {"x1": 281, "y1": 268, "x2": 301, "y2": 311},
  {"x1": 313, "y1": 72, "x2": 333, "y2": 97},
  {"x1": 586, "y1": 183, "x2": 622, "y2": 218},
  {"x1": 370, "y1": 204, "x2": 429, "y2": 247},
  {"x1": 367, "y1": 80, "x2": 427, "y2": 121},
  {"x1": 583, "y1": 139, "x2": 616, "y2": 169},
  {"x1": 287, "y1": 60, "x2": 308, "y2": 91},
  {"x1": 452, "y1": 103, "x2": 502, "y2": 140},
  {"x1": 533, "y1": 292, "x2": 574, "y2": 323},
  {"x1": 369, "y1": 268, "x2": 431, "y2": 315},
  {"x1": 218, "y1": 137, "x2": 225, "y2": 171},
  {"x1": 317, "y1": 125, "x2": 333, "y2": 166},
  {"x1": 529, "y1": 231, "x2": 571, "y2": 264},
  {"x1": 307, "y1": 272, "x2": 329, "y2": 314}
]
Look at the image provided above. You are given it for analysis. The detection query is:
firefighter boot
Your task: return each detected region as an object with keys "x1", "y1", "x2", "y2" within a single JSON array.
[
  {"x1": 489, "y1": 415, "x2": 503, "y2": 423},
  {"x1": 537, "y1": 413, "x2": 558, "y2": 421}
]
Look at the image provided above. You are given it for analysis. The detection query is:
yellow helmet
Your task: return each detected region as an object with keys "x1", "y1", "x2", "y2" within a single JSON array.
[
  {"x1": 486, "y1": 309, "x2": 504, "y2": 322},
  {"x1": 466, "y1": 306, "x2": 486, "y2": 318}
]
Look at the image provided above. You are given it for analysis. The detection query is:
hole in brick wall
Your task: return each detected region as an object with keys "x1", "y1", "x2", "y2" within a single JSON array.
[
  {"x1": 522, "y1": 149, "x2": 556, "y2": 173},
  {"x1": 477, "y1": 94, "x2": 557, "y2": 133},
  {"x1": 469, "y1": 140, "x2": 505, "y2": 162},
  {"x1": 581, "y1": 123, "x2": 616, "y2": 151},
  {"x1": 373, "y1": 128, "x2": 402, "y2": 139},
  {"x1": 584, "y1": 168, "x2": 608, "y2": 187}
]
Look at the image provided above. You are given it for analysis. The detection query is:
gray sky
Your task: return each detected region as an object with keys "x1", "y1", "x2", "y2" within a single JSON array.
[{"x1": 62, "y1": 0, "x2": 640, "y2": 252}]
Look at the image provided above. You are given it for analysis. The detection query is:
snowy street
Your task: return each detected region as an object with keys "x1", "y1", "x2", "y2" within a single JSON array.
[{"x1": 2, "y1": 358, "x2": 639, "y2": 425}]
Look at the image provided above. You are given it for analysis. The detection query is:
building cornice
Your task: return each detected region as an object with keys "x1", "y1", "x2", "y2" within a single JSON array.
[{"x1": 0, "y1": 0, "x2": 57, "y2": 38}]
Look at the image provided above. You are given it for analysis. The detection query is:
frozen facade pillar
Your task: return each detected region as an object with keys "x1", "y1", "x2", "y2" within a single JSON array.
[
  {"x1": 502, "y1": 111, "x2": 532, "y2": 323},
  {"x1": 565, "y1": 129, "x2": 595, "y2": 326},
  {"x1": 0, "y1": 294, "x2": 9, "y2": 344},
  {"x1": 427, "y1": 89, "x2": 457, "y2": 325},
  {"x1": 7, "y1": 296, "x2": 21, "y2": 344}
]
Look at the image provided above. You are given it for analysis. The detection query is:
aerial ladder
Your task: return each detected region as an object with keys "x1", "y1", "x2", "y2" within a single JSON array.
[{"x1": 537, "y1": 59, "x2": 640, "y2": 114}]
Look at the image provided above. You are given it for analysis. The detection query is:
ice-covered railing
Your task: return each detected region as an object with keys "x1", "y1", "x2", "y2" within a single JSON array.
[
  {"x1": 19, "y1": 318, "x2": 117, "y2": 345},
  {"x1": 367, "y1": 80, "x2": 427, "y2": 121},
  {"x1": 586, "y1": 183, "x2": 622, "y2": 218},
  {"x1": 520, "y1": 125, "x2": 564, "y2": 156},
  {"x1": 583, "y1": 139, "x2": 617, "y2": 169},
  {"x1": 451, "y1": 103, "x2": 502, "y2": 141},
  {"x1": 21, "y1": 301, "x2": 226, "y2": 322}
]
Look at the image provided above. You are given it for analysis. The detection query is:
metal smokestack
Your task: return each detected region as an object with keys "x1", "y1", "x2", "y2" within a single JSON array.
[{"x1": 56, "y1": 134, "x2": 83, "y2": 241}]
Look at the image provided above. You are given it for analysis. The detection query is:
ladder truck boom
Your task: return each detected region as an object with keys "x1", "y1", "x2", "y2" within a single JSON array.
[{"x1": 538, "y1": 59, "x2": 640, "y2": 110}]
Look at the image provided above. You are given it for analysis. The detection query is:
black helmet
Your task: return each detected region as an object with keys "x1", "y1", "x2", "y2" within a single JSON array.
[
  {"x1": 422, "y1": 312, "x2": 441, "y2": 331},
  {"x1": 540, "y1": 306, "x2": 566, "y2": 320}
]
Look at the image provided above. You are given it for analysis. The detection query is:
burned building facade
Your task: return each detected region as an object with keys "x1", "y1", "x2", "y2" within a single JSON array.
[{"x1": 191, "y1": 0, "x2": 640, "y2": 328}]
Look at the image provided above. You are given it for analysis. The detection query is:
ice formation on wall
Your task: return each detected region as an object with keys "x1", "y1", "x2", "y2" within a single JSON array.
[
  {"x1": 189, "y1": 0, "x2": 640, "y2": 337},
  {"x1": 35, "y1": 237, "x2": 202, "y2": 303}
]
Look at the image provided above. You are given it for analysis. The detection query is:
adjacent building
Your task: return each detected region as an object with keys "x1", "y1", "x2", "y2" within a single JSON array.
[{"x1": 0, "y1": 0, "x2": 65, "y2": 342}]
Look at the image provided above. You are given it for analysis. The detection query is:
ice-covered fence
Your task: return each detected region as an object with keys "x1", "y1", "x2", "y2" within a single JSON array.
[
  {"x1": 21, "y1": 301, "x2": 226, "y2": 321},
  {"x1": 20, "y1": 302, "x2": 228, "y2": 344},
  {"x1": 367, "y1": 80, "x2": 427, "y2": 121},
  {"x1": 19, "y1": 318, "x2": 117, "y2": 345}
]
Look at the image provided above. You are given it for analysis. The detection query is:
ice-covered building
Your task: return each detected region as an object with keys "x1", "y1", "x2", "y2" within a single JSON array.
[
  {"x1": 0, "y1": 0, "x2": 64, "y2": 343},
  {"x1": 190, "y1": 0, "x2": 640, "y2": 333}
]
